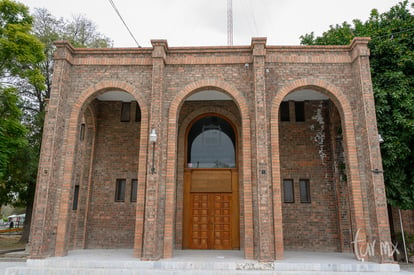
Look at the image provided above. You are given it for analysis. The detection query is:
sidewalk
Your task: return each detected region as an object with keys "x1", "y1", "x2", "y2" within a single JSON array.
[{"x1": 2, "y1": 249, "x2": 412, "y2": 274}]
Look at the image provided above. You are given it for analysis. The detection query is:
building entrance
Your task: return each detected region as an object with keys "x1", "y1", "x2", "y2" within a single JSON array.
[{"x1": 182, "y1": 115, "x2": 239, "y2": 249}]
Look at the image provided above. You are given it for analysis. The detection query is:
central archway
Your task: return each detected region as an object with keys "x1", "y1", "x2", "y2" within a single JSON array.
[
  {"x1": 183, "y1": 114, "x2": 239, "y2": 249},
  {"x1": 163, "y1": 79, "x2": 252, "y2": 259}
]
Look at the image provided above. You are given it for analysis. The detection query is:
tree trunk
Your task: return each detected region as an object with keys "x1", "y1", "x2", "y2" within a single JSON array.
[{"x1": 20, "y1": 194, "x2": 34, "y2": 244}]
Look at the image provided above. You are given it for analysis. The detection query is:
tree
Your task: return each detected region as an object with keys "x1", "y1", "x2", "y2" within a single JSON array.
[
  {"x1": 0, "y1": 0, "x2": 44, "y2": 87},
  {"x1": 0, "y1": 88, "x2": 28, "y2": 204},
  {"x1": 63, "y1": 13, "x2": 113, "y2": 48},
  {"x1": 0, "y1": 0, "x2": 44, "y2": 212},
  {"x1": 300, "y1": 1, "x2": 414, "y2": 210}
]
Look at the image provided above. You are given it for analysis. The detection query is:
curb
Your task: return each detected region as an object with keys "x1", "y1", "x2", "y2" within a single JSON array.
[{"x1": 0, "y1": 248, "x2": 26, "y2": 255}]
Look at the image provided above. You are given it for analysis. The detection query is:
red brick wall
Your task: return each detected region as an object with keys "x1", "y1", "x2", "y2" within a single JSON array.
[
  {"x1": 390, "y1": 207, "x2": 414, "y2": 236},
  {"x1": 280, "y1": 100, "x2": 348, "y2": 251},
  {"x1": 82, "y1": 101, "x2": 140, "y2": 248},
  {"x1": 68, "y1": 107, "x2": 94, "y2": 249}
]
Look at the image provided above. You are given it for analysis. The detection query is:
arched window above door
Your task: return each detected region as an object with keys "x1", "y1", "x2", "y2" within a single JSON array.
[{"x1": 187, "y1": 116, "x2": 236, "y2": 168}]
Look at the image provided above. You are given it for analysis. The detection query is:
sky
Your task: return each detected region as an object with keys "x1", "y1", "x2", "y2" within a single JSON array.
[{"x1": 21, "y1": 0, "x2": 405, "y2": 48}]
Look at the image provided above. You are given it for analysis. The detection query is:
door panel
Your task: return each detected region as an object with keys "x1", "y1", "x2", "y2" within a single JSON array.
[
  {"x1": 189, "y1": 193, "x2": 232, "y2": 249},
  {"x1": 190, "y1": 194, "x2": 209, "y2": 249},
  {"x1": 183, "y1": 169, "x2": 239, "y2": 250},
  {"x1": 211, "y1": 193, "x2": 232, "y2": 249},
  {"x1": 190, "y1": 170, "x2": 232, "y2": 192}
]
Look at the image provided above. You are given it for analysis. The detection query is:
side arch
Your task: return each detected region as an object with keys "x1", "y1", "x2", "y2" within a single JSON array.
[
  {"x1": 270, "y1": 78, "x2": 367, "y2": 259},
  {"x1": 54, "y1": 80, "x2": 150, "y2": 256},
  {"x1": 163, "y1": 78, "x2": 254, "y2": 259}
]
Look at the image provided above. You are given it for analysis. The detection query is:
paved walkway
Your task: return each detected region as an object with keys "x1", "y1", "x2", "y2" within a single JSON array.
[{"x1": 1, "y1": 249, "x2": 413, "y2": 274}]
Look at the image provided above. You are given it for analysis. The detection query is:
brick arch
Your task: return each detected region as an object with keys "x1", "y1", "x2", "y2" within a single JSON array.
[
  {"x1": 74, "y1": 80, "x2": 149, "y2": 115},
  {"x1": 168, "y1": 79, "x2": 251, "y2": 119},
  {"x1": 163, "y1": 79, "x2": 254, "y2": 259},
  {"x1": 54, "y1": 80, "x2": 150, "y2": 256},
  {"x1": 270, "y1": 78, "x2": 367, "y2": 259}
]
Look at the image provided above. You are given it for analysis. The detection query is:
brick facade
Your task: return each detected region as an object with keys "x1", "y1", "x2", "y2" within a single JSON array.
[
  {"x1": 29, "y1": 37, "x2": 393, "y2": 263},
  {"x1": 390, "y1": 207, "x2": 414, "y2": 236}
]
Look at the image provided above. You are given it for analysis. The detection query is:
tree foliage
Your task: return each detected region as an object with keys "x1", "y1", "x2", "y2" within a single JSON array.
[
  {"x1": 0, "y1": 0, "x2": 44, "y2": 90},
  {"x1": 300, "y1": 1, "x2": 414, "y2": 209},
  {"x1": 0, "y1": 88, "x2": 27, "y2": 204},
  {"x1": 0, "y1": 0, "x2": 44, "y2": 208},
  {"x1": 63, "y1": 13, "x2": 113, "y2": 48}
]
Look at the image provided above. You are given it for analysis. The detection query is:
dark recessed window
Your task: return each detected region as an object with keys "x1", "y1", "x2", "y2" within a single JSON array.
[
  {"x1": 79, "y1": 124, "x2": 85, "y2": 141},
  {"x1": 120, "y1": 102, "x2": 131, "y2": 122},
  {"x1": 72, "y1": 185, "x2": 79, "y2": 210},
  {"x1": 295, "y1": 101, "x2": 305, "y2": 122},
  {"x1": 299, "y1": 179, "x2": 311, "y2": 203},
  {"x1": 283, "y1": 179, "x2": 294, "y2": 203},
  {"x1": 131, "y1": 179, "x2": 138, "y2": 202},
  {"x1": 115, "y1": 179, "x2": 126, "y2": 202},
  {"x1": 280, "y1": 101, "x2": 290, "y2": 122},
  {"x1": 135, "y1": 102, "x2": 141, "y2": 122}
]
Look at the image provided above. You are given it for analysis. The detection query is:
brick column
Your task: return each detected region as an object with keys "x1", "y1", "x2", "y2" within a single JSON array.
[
  {"x1": 29, "y1": 42, "x2": 73, "y2": 258},
  {"x1": 141, "y1": 40, "x2": 168, "y2": 260},
  {"x1": 350, "y1": 38, "x2": 393, "y2": 263},
  {"x1": 251, "y1": 38, "x2": 275, "y2": 261}
]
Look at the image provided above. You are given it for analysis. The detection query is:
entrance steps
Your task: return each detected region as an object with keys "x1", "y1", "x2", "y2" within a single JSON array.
[{"x1": 6, "y1": 250, "x2": 403, "y2": 275}]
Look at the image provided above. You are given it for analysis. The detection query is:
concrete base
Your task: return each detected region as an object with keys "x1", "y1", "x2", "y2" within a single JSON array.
[{"x1": 6, "y1": 249, "x2": 403, "y2": 274}]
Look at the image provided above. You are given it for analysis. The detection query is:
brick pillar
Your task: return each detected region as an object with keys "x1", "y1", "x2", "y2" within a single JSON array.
[
  {"x1": 141, "y1": 40, "x2": 168, "y2": 260},
  {"x1": 350, "y1": 38, "x2": 393, "y2": 263},
  {"x1": 251, "y1": 38, "x2": 275, "y2": 261},
  {"x1": 29, "y1": 42, "x2": 73, "y2": 258}
]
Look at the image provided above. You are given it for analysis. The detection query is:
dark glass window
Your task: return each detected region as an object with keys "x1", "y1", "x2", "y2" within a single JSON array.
[
  {"x1": 131, "y1": 179, "x2": 138, "y2": 202},
  {"x1": 283, "y1": 179, "x2": 294, "y2": 203},
  {"x1": 72, "y1": 185, "x2": 79, "y2": 210},
  {"x1": 295, "y1": 101, "x2": 305, "y2": 122},
  {"x1": 280, "y1": 101, "x2": 290, "y2": 121},
  {"x1": 135, "y1": 102, "x2": 141, "y2": 122},
  {"x1": 299, "y1": 179, "x2": 311, "y2": 203},
  {"x1": 120, "y1": 102, "x2": 131, "y2": 122},
  {"x1": 79, "y1": 124, "x2": 85, "y2": 141},
  {"x1": 187, "y1": 116, "x2": 236, "y2": 168},
  {"x1": 115, "y1": 179, "x2": 126, "y2": 202}
]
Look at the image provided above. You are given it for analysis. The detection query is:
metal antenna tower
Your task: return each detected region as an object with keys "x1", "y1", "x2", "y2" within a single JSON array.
[{"x1": 227, "y1": 0, "x2": 233, "y2": 46}]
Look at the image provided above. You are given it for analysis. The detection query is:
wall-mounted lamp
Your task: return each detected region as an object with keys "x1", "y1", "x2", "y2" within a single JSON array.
[
  {"x1": 378, "y1": 134, "x2": 384, "y2": 144},
  {"x1": 149, "y1": 128, "x2": 157, "y2": 174},
  {"x1": 149, "y1": 128, "x2": 157, "y2": 143}
]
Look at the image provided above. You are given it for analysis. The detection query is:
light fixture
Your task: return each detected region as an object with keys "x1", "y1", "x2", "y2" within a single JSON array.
[
  {"x1": 378, "y1": 134, "x2": 384, "y2": 144},
  {"x1": 149, "y1": 128, "x2": 157, "y2": 174},
  {"x1": 149, "y1": 128, "x2": 157, "y2": 143}
]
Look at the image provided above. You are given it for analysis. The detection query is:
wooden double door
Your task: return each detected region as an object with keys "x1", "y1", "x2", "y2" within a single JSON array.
[{"x1": 183, "y1": 169, "x2": 239, "y2": 250}]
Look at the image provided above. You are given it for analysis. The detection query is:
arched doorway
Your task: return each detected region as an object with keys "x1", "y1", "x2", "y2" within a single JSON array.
[
  {"x1": 68, "y1": 90, "x2": 143, "y2": 250},
  {"x1": 182, "y1": 114, "x2": 240, "y2": 250},
  {"x1": 277, "y1": 88, "x2": 351, "y2": 252}
]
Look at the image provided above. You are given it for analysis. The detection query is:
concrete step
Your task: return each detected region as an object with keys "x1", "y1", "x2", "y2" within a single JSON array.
[
  {"x1": 3, "y1": 268, "x2": 406, "y2": 275},
  {"x1": 5, "y1": 249, "x2": 403, "y2": 275}
]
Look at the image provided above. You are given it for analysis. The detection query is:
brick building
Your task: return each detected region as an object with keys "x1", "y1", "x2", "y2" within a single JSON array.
[{"x1": 29, "y1": 37, "x2": 394, "y2": 263}]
